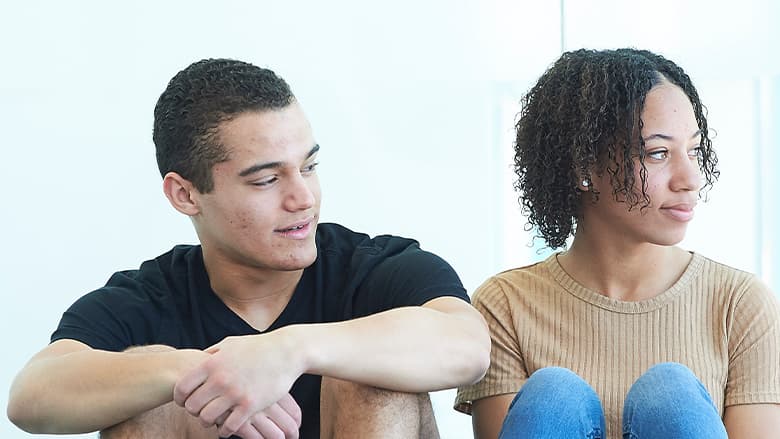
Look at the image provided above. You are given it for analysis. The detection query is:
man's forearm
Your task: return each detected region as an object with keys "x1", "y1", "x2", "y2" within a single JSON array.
[
  {"x1": 171, "y1": 298, "x2": 490, "y2": 434},
  {"x1": 293, "y1": 297, "x2": 490, "y2": 392},
  {"x1": 8, "y1": 343, "x2": 205, "y2": 434}
]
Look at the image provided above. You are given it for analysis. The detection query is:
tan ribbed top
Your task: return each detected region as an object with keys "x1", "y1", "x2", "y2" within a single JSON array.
[{"x1": 455, "y1": 253, "x2": 780, "y2": 438}]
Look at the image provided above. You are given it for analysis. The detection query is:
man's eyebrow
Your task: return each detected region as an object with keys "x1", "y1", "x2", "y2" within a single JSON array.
[
  {"x1": 238, "y1": 144, "x2": 320, "y2": 177},
  {"x1": 643, "y1": 130, "x2": 702, "y2": 142}
]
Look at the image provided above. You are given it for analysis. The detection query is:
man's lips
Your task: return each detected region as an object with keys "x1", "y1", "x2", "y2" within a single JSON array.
[{"x1": 274, "y1": 216, "x2": 316, "y2": 235}]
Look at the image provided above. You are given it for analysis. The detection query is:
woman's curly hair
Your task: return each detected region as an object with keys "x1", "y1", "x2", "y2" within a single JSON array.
[{"x1": 514, "y1": 48, "x2": 719, "y2": 249}]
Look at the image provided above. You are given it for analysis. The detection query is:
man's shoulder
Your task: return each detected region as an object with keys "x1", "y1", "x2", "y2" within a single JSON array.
[
  {"x1": 313, "y1": 224, "x2": 466, "y2": 318},
  {"x1": 104, "y1": 244, "x2": 203, "y2": 295},
  {"x1": 316, "y1": 223, "x2": 420, "y2": 258},
  {"x1": 53, "y1": 244, "x2": 205, "y2": 349}
]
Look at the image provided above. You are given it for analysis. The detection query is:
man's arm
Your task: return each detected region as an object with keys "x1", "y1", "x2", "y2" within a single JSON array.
[
  {"x1": 307, "y1": 296, "x2": 490, "y2": 389},
  {"x1": 7, "y1": 339, "x2": 208, "y2": 434},
  {"x1": 175, "y1": 296, "x2": 491, "y2": 437},
  {"x1": 724, "y1": 404, "x2": 780, "y2": 438}
]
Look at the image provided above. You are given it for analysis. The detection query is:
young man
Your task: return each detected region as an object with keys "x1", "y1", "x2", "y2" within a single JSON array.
[{"x1": 8, "y1": 58, "x2": 490, "y2": 439}]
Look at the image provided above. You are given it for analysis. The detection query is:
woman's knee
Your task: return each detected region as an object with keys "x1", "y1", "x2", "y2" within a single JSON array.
[
  {"x1": 517, "y1": 367, "x2": 598, "y2": 405},
  {"x1": 627, "y1": 362, "x2": 713, "y2": 407},
  {"x1": 623, "y1": 363, "x2": 726, "y2": 438},
  {"x1": 500, "y1": 367, "x2": 605, "y2": 438}
]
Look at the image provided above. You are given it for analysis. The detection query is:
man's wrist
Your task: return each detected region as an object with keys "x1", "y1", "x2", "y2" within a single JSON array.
[
  {"x1": 164, "y1": 348, "x2": 209, "y2": 383},
  {"x1": 276, "y1": 325, "x2": 315, "y2": 377}
]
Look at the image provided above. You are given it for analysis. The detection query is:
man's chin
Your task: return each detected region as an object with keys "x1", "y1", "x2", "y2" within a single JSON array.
[{"x1": 276, "y1": 249, "x2": 318, "y2": 271}]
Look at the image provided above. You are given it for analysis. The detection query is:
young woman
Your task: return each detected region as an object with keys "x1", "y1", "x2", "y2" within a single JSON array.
[{"x1": 455, "y1": 49, "x2": 780, "y2": 439}]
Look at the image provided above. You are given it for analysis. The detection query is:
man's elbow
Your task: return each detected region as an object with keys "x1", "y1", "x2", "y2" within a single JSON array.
[
  {"x1": 451, "y1": 312, "x2": 491, "y2": 385},
  {"x1": 466, "y1": 324, "x2": 492, "y2": 384},
  {"x1": 7, "y1": 392, "x2": 43, "y2": 434},
  {"x1": 422, "y1": 298, "x2": 491, "y2": 386},
  {"x1": 7, "y1": 377, "x2": 63, "y2": 434}
]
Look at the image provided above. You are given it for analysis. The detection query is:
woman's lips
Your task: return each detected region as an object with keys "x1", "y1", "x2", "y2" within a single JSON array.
[{"x1": 660, "y1": 204, "x2": 695, "y2": 222}]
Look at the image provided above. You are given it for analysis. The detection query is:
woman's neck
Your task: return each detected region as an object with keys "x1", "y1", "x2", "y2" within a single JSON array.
[{"x1": 558, "y1": 233, "x2": 691, "y2": 302}]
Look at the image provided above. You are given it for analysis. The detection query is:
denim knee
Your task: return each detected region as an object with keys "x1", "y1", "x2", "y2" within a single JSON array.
[
  {"x1": 623, "y1": 362, "x2": 726, "y2": 438},
  {"x1": 517, "y1": 367, "x2": 598, "y2": 405},
  {"x1": 500, "y1": 367, "x2": 605, "y2": 439},
  {"x1": 627, "y1": 362, "x2": 713, "y2": 408}
]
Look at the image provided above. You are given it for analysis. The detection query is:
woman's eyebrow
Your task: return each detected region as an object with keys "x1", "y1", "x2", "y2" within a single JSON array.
[{"x1": 644, "y1": 130, "x2": 701, "y2": 142}]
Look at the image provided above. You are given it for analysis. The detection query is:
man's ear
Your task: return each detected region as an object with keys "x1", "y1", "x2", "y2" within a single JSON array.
[{"x1": 162, "y1": 172, "x2": 201, "y2": 216}]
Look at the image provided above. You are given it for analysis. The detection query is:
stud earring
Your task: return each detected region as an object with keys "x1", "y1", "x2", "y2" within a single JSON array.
[{"x1": 582, "y1": 179, "x2": 590, "y2": 187}]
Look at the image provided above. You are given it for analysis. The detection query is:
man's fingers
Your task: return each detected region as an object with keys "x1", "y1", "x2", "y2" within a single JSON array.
[
  {"x1": 235, "y1": 422, "x2": 263, "y2": 439},
  {"x1": 263, "y1": 402, "x2": 300, "y2": 438},
  {"x1": 251, "y1": 413, "x2": 288, "y2": 439},
  {"x1": 276, "y1": 393, "x2": 303, "y2": 428},
  {"x1": 182, "y1": 385, "x2": 219, "y2": 418},
  {"x1": 214, "y1": 411, "x2": 229, "y2": 427},
  {"x1": 198, "y1": 397, "x2": 233, "y2": 428},
  {"x1": 173, "y1": 366, "x2": 208, "y2": 406},
  {"x1": 220, "y1": 405, "x2": 252, "y2": 438}
]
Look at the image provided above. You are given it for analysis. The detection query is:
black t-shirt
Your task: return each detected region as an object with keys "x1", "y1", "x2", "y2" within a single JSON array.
[{"x1": 52, "y1": 223, "x2": 467, "y2": 438}]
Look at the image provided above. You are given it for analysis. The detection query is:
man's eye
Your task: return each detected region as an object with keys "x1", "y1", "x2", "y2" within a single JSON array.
[
  {"x1": 302, "y1": 162, "x2": 319, "y2": 173},
  {"x1": 252, "y1": 176, "x2": 278, "y2": 187}
]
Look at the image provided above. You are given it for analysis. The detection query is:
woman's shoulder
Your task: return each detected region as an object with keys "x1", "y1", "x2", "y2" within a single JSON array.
[
  {"x1": 472, "y1": 254, "x2": 560, "y2": 301},
  {"x1": 695, "y1": 253, "x2": 762, "y2": 285},
  {"x1": 693, "y1": 253, "x2": 776, "y2": 302}
]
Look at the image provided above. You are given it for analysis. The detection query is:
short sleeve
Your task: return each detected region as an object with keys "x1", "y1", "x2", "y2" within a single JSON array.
[
  {"x1": 455, "y1": 276, "x2": 527, "y2": 414},
  {"x1": 725, "y1": 275, "x2": 780, "y2": 406},
  {"x1": 51, "y1": 271, "x2": 164, "y2": 351},
  {"x1": 351, "y1": 245, "x2": 468, "y2": 318}
]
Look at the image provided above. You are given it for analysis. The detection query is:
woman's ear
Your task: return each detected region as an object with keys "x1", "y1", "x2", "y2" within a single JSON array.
[
  {"x1": 576, "y1": 166, "x2": 593, "y2": 192},
  {"x1": 162, "y1": 172, "x2": 201, "y2": 216}
]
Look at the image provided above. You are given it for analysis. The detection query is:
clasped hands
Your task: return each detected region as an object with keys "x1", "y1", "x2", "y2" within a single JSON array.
[{"x1": 173, "y1": 334, "x2": 303, "y2": 439}]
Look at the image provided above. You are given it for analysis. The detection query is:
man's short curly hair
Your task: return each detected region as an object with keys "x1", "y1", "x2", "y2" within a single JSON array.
[
  {"x1": 514, "y1": 48, "x2": 719, "y2": 249},
  {"x1": 153, "y1": 58, "x2": 295, "y2": 193}
]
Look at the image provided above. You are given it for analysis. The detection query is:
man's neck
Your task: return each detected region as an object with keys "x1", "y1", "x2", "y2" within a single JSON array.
[{"x1": 202, "y1": 251, "x2": 304, "y2": 331}]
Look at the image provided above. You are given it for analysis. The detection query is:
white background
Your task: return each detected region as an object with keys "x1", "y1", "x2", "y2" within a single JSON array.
[{"x1": 2, "y1": 1, "x2": 778, "y2": 438}]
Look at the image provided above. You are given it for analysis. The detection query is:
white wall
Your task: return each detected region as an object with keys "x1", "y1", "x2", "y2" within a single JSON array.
[{"x1": 1, "y1": 1, "x2": 777, "y2": 438}]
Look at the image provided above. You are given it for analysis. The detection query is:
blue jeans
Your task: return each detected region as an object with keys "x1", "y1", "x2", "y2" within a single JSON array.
[{"x1": 498, "y1": 363, "x2": 727, "y2": 439}]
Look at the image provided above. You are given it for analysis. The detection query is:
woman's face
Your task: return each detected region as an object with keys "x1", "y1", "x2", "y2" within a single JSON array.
[{"x1": 581, "y1": 81, "x2": 703, "y2": 247}]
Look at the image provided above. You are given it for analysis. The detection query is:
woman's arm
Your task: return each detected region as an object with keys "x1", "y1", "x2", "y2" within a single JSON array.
[
  {"x1": 471, "y1": 394, "x2": 514, "y2": 439},
  {"x1": 724, "y1": 404, "x2": 780, "y2": 439}
]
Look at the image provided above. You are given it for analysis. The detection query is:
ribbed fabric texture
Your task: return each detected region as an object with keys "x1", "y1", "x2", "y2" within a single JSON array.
[{"x1": 455, "y1": 253, "x2": 780, "y2": 439}]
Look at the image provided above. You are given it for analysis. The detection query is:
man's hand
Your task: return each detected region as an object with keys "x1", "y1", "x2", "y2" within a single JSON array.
[
  {"x1": 173, "y1": 331, "x2": 304, "y2": 437},
  {"x1": 206, "y1": 393, "x2": 302, "y2": 439}
]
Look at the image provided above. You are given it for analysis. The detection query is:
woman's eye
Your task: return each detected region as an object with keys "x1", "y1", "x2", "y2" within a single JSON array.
[
  {"x1": 647, "y1": 149, "x2": 669, "y2": 160},
  {"x1": 689, "y1": 147, "x2": 704, "y2": 159}
]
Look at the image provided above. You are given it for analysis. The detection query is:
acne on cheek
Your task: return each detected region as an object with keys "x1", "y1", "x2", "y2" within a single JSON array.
[{"x1": 231, "y1": 211, "x2": 254, "y2": 230}]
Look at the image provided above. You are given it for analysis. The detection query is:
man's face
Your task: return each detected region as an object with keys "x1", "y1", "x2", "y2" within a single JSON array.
[{"x1": 192, "y1": 102, "x2": 321, "y2": 272}]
